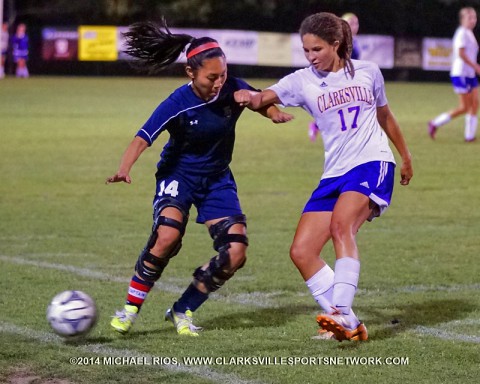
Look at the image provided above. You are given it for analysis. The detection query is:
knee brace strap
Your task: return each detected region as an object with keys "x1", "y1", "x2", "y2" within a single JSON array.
[
  {"x1": 209, "y1": 214, "x2": 247, "y2": 240},
  {"x1": 157, "y1": 216, "x2": 185, "y2": 235},
  {"x1": 209, "y1": 214, "x2": 249, "y2": 253},
  {"x1": 214, "y1": 233, "x2": 248, "y2": 253},
  {"x1": 193, "y1": 256, "x2": 234, "y2": 293},
  {"x1": 143, "y1": 197, "x2": 187, "y2": 259},
  {"x1": 153, "y1": 197, "x2": 189, "y2": 236},
  {"x1": 135, "y1": 251, "x2": 170, "y2": 283}
]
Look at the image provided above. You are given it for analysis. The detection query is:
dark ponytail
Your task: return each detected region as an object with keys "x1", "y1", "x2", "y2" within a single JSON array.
[
  {"x1": 123, "y1": 18, "x2": 225, "y2": 73},
  {"x1": 338, "y1": 18, "x2": 354, "y2": 78}
]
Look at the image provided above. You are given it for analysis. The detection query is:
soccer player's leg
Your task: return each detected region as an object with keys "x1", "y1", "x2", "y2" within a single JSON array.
[
  {"x1": 111, "y1": 198, "x2": 189, "y2": 334},
  {"x1": 165, "y1": 215, "x2": 248, "y2": 336},
  {"x1": 317, "y1": 161, "x2": 394, "y2": 341}
]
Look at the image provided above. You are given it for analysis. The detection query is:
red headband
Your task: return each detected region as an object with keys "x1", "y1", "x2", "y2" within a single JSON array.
[{"x1": 186, "y1": 42, "x2": 221, "y2": 59}]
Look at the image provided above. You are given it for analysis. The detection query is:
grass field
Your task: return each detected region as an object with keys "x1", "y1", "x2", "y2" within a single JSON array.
[{"x1": 0, "y1": 76, "x2": 479, "y2": 384}]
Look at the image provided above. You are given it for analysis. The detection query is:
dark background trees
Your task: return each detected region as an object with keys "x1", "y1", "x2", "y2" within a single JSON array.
[
  {"x1": 3, "y1": 0, "x2": 479, "y2": 78},
  {"x1": 5, "y1": 0, "x2": 480, "y2": 37}
]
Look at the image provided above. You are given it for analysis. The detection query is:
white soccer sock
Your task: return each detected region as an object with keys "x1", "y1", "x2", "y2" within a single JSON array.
[
  {"x1": 432, "y1": 112, "x2": 451, "y2": 127},
  {"x1": 332, "y1": 257, "x2": 360, "y2": 325},
  {"x1": 305, "y1": 265, "x2": 334, "y2": 313},
  {"x1": 465, "y1": 114, "x2": 477, "y2": 140},
  {"x1": 471, "y1": 115, "x2": 478, "y2": 139}
]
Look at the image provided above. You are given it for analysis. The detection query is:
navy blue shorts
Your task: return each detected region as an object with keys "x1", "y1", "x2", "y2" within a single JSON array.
[
  {"x1": 303, "y1": 161, "x2": 395, "y2": 221},
  {"x1": 153, "y1": 168, "x2": 243, "y2": 224}
]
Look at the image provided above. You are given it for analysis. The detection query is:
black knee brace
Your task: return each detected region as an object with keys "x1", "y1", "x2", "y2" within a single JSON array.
[
  {"x1": 193, "y1": 215, "x2": 248, "y2": 292},
  {"x1": 135, "y1": 251, "x2": 172, "y2": 283},
  {"x1": 135, "y1": 198, "x2": 188, "y2": 282},
  {"x1": 152, "y1": 197, "x2": 189, "y2": 237}
]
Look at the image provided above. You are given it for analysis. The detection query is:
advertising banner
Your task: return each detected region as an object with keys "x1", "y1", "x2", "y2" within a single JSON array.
[
  {"x1": 422, "y1": 38, "x2": 452, "y2": 71},
  {"x1": 40, "y1": 25, "x2": 455, "y2": 74},
  {"x1": 394, "y1": 38, "x2": 422, "y2": 68},
  {"x1": 356, "y1": 35, "x2": 395, "y2": 69},
  {"x1": 257, "y1": 32, "x2": 292, "y2": 67},
  {"x1": 42, "y1": 28, "x2": 78, "y2": 61},
  {"x1": 211, "y1": 30, "x2": 258, "y2": 65},
  {"x1": 78, "y1": 26, "x2": 118, "y2": 61}
]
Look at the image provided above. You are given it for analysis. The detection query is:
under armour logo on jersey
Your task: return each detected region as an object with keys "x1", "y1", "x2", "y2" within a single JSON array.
[
  {"x1": 189, "y1": 120, "x2": 198, "y2": 125},
  {"x1": 360, "y1": 181, "x2": 370, "y2": 189},
  {"x1": 320, "y1": 82, "x2": 328, "y2": 87}
]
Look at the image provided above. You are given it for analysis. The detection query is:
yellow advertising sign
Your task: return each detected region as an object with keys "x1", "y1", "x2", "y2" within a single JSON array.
[{"x1": 78, "y1": 26, "x2": 117, "y2": 61}]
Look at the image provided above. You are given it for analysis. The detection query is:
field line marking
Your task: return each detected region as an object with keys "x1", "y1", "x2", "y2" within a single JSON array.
[
  {"x1": 2, "y1": 255, "x2": 480, "y2": 307},
  {"x1": 415, "y1": 326, "x2": 480, "y2": 343},
  {"x1": 414, "y1": 318, "x2": 480, "y2": 343},
  {"x1": 0, "y1": 321, "x2": 263, "y2": 384},
  {"x1": 0, "y1": 255, "x2": 279, "y2": 308}
]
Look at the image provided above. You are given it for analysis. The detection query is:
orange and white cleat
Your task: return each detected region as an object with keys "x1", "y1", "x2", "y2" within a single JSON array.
[{"x1": 316, "y1": 313, "x2": 368, "y2": 342}]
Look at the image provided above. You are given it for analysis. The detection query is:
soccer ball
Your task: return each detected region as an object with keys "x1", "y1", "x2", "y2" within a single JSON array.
[{"x1": 46, "y1": 290, "x2": 97, "y2": 338}]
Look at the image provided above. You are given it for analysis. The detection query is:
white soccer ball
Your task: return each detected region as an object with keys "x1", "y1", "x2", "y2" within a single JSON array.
[{"x1": 46, "y1": 290, "x2": 97, "y2": 338}]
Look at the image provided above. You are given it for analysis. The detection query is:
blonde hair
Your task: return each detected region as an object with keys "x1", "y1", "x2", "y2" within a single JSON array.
[{"x1": 341, "y1": 13, "x2": 357, "y2": 22}]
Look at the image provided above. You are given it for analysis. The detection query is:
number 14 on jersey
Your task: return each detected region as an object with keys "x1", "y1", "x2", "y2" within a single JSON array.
[{"x1": 158, "y1": 180, "x2": 179, "y2": 197}]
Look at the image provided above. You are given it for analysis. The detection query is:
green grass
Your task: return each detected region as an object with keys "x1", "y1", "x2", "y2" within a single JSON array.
[{"x1": 1, "y1": 77, "x2": 479, "y2": 384}]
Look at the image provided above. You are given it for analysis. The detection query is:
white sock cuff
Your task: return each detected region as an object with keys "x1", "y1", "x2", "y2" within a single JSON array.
[
  {"x1": 333, "y1": 257, "x2": 360, "y2": 287},
  {"x1": 432, "y1": 112, "x2": 451, "y2": 127},
  {"x1": 465, "y1": 114, "x2": 477, "y2": 140},
  {"x1": 306, "y1": 264, "x2": 334, "y2": 295}
]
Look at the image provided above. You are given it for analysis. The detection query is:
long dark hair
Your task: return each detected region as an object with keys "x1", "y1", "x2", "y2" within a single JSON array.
[
  {"x1": 299, "y1": 12, "x2": 354, "y2": 78},
  {"x1": 123, "y1": 18, "x2": 225, "y2": 73}
]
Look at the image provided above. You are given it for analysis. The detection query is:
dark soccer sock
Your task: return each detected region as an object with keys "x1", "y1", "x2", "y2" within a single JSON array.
[
  {"x1": 173, "y1": 283, "x2": 209, "y2": 313},
  {"x1": 126, "y1": 275, "x2": 154, "y2": 310}
]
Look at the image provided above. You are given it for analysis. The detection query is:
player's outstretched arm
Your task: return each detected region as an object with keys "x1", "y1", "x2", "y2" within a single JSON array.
[
  {"x1": 234, "y1": 89, "x2": 280, "y2": 109},
  {"x1": 106, "y1": 136, "x2": 149, "y2": 184},
  {"x1": 234, "y1": 89, "x2": 292, "y2": 123},
  {"x1": 376, "y1": 105, "x2": 413, "y2": 186}
]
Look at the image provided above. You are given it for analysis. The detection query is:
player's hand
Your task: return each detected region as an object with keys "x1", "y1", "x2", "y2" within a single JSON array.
[
  {"x1": 234, "y1": 90, "x2": 253, "y2": 107},
  {"x1": 400, "y1": 160, "x2": 413, "y2": 186},
  {"x1": 106, "y1": 172, "x2": 131, "y2": 184},
  {"x1": 473, "y1": 63, "x2": 480, "y2": 75},
  {"x1": 271, "y1": 111, "x2": 294, "y2": 123}
]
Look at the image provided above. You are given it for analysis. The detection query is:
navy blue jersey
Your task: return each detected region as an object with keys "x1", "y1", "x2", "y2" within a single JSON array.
[{"x1": 136, "y1": 77, "x2": 257, "y2": 175}]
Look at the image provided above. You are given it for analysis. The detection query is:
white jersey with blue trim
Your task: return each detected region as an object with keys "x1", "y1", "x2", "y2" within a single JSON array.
[
  {"x1": 450, "y1": 26, "x2": 479, "y2": 77},
  {"x1": 268, "y1": 60, "x2": 395, "y2": 179}
]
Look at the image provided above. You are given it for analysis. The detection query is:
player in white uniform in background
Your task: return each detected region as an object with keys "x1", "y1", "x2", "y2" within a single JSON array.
[
  {"x1": 1, "y1": 23, "x2": 8, "y2": 79},
  {"x1": 235, "y1": 12, "x2": 413, "y2": 341},
  {"x1": 429, "y1": 7, "x2": 480, "y2": 142}
]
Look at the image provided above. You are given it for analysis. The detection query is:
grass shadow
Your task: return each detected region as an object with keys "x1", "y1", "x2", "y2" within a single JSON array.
[
  {"x1": 362, "y1": 298, "x2": 474, "y2": 341},
  {"x1": 206, "y1": 303, "x2": 315, "y2": 331}
]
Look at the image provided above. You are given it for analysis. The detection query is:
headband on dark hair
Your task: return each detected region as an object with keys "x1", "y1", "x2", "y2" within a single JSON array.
[{"x1": 187, "y1": 42, "x2": 221, "y2": 59}]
